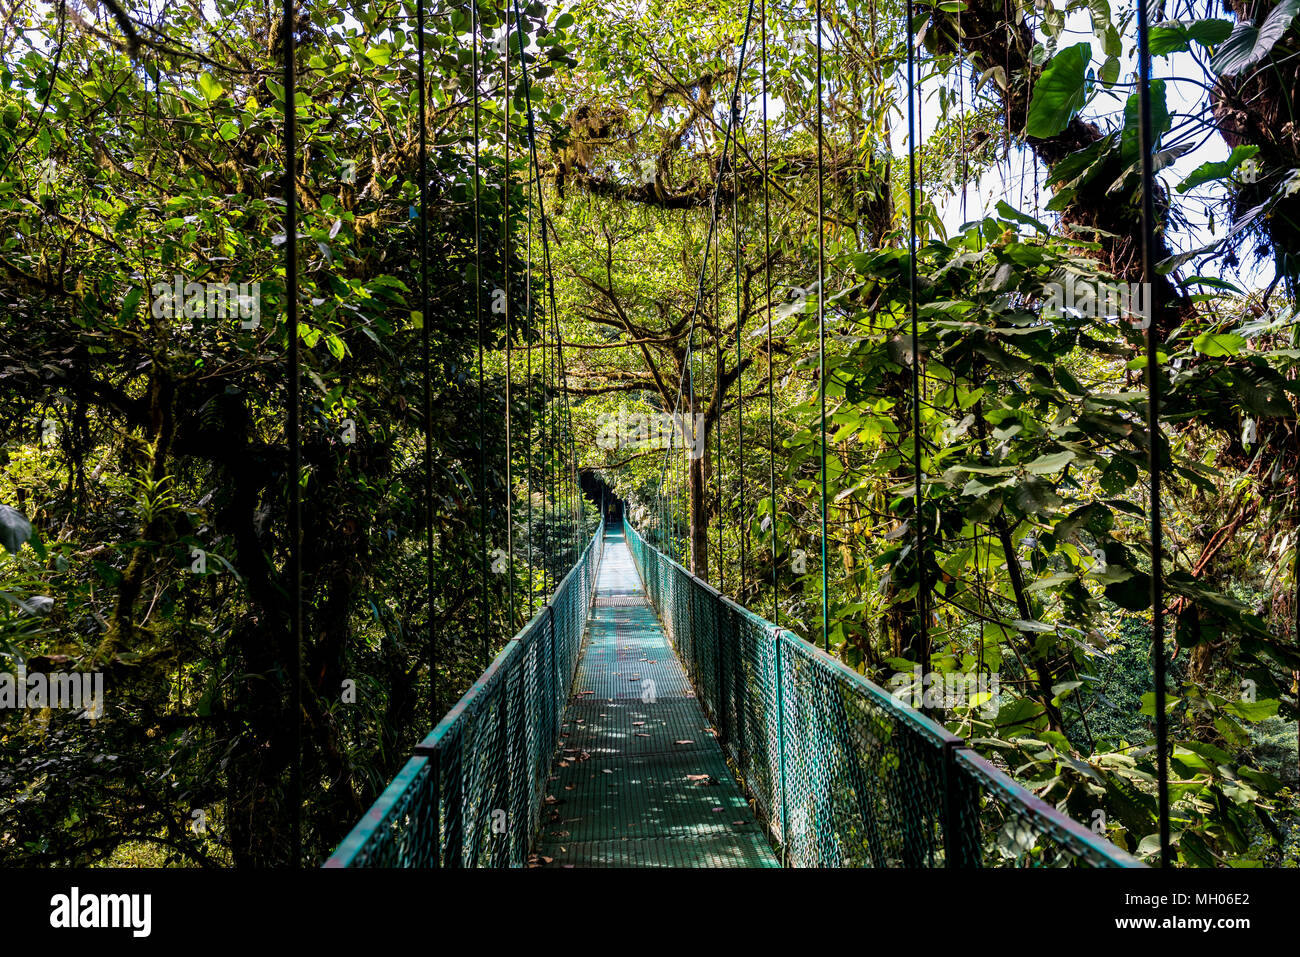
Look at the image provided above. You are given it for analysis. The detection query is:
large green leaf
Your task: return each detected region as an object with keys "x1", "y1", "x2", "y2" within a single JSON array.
[
  {"x1": 1025, "y1": 42, "x2": 1091, "y2": 139},
  {"x1": 1210, "y1": 0, "x2": 1300, "y2": 76},
  {"x1": 1191, "y1": 330, "x2": 1247, "y2": 356},
  {"x1": 1149, "y1": 18, "x2": 1234, "y2": 56},
  {"x1": 0, "y1": 504, "x2": 33, "y2": 556},
  {"x1": 1120, "y1": 79, "x2": 1169, "y2": 166},
  {"x1": 1176, "y1": 145, "x2": 1260, "y2": 193}
]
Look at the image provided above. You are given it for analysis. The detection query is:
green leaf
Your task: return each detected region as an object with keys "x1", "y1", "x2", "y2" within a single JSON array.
[
  {"x1": 1210, "y1": 0, "x2": 1300, "y2": 76},
  {"x1": 996, "y1": 201, "x2": 1048, "y2": 234},
  {"x1": 1228, "y1": 365, "x2": 1295, "y2": 417},
  {"x1": 197, "y1": 72, "x2": 225, "y2": 103},
  {"x1": 1025, "y1": 42, "x2": 1091, "y2": 139},
  {"x1": 1177, "y1": 145, "x2": 1259, "y2": 193},
  {"x1": 0, "y1": 504, "x2": 33, "y2": 555},
  {"x1": 1223, "y1": 697, "x2": 1279, "y2": 722},
  {"x1": 119, "y1": 286, "x2": 143, "y2": 323},
  {"x1": 1120, "y1": 79, "x2": 1169, "y2": 166},
  {"x1": 1024, "y1": 450, "x2": 1075, "y2": 474},
  {"x1": 1192, "y1": 331, "x2": 1247, "y2": 356},
  {"x1": 1149, "y1": 18, "x2": 1234, "y2": 56},
  {"x1": 1097, "y1": 54, "x2": 1120, "y2": 87},
  {"x1": 1014, "y1": 475, "x2": 1063, "y2": 516}
]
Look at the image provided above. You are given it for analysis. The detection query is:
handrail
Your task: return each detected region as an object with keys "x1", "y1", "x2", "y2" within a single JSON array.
[
  {"x1": 623, "y1": 518, "x2": 1143, "y2": 868},
  {"x1": 325, "y1": 526, "x2": 604, "y2": 867}
]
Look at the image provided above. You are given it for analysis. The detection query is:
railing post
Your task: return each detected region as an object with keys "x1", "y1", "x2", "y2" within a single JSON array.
[
  {"x1": 444, "y1": 735, "x2": 463, "y2": 867},
  {"x1": 412, "y1": 741, "x2": 441, "y2": 868},
  {"x1": 775, "y1": 631, "x2": 789, "y2": 867},
  {"x1": 942, "y1": 739, "x2": 976, "y2": 868},
  {"x1": 714, "y1": 598, "x2": 726, "y2": 745},
  {"x1": 547, "y1": 604, "x2": 558, "y2": 746}
]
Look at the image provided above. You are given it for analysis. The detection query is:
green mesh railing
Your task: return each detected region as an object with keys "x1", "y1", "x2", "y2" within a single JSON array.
[
  {"x1": 623, "y1": 520, "x2": 1143, "y2": 868},
  {"x1": 325, "y1": 528, "x2": 604, "y2": 867}
]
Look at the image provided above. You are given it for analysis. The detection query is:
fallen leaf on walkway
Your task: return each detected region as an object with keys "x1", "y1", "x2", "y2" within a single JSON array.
[
  {"x1": 564, "y1": 784, "x2": 576, "y2": 791},
  {"x1": 544, "y1": 795, "x2": 559, "y2": 805}
]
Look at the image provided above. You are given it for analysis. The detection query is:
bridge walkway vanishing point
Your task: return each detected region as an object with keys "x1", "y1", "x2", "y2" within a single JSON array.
[{"x1": 533, "y1": 528, "x2": 779, "y2": 867}]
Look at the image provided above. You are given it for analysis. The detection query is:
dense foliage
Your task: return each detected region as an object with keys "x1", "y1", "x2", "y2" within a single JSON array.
[{"x1": 2, "y1": 0, "x2": 1298, "y2": 867}]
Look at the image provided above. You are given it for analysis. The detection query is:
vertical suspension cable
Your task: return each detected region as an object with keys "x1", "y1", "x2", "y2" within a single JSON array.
[
  {"x1": 688, "y1": 228, "x2": 697, "y2": 569},
  {"x1": 472, "y1": 0, "x2": 489, "y2": 665},
  {"x1": 525, "y1": 152, "x2": 534, "y2": 615},
  {"x1": 761, "y1": 0, "x2": 776, "y2": 626},
  {"x1": 417, "y1": 0, "x2": 436, "y2": 718},
  {"x1": 1135, "y1": 0, "x2": 1171, "y2": 869},
  {"x1": 715, "y1": 219, "x2": 723, "y2": 587},
  {"x1": 815, "y1": 0, "x2": 829, "y2": 652},
  {"x1": 281, "y1": 0, "x2": 302, "y2": 868},
  {"x1": 502, "y1": 4, "x2": 515, "y2": 628},
  {"x1": 906, "y1": 0, "x2": 928, "y2": 665},
  {"x1": 731, "y1": 54, "x2": 746, "y2": 600}
]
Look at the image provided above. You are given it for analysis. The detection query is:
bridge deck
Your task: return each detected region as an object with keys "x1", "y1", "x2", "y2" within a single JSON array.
[{"x1": 533, "y1": 529, "x2": 779, "y2": 867}]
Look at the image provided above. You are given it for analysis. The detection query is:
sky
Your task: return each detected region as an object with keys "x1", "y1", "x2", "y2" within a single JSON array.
[{"x1": 922, "y1": 10, "x2": 1276, "y2": 294}]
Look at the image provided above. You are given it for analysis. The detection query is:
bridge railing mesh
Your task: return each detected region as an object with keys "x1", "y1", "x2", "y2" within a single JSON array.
[
  {"x1": 624, "y1": 520, "x2": 1142, "y2": 868},
  {"x1": 325, "y1": 528, "x2": 604, "y2": 867}
]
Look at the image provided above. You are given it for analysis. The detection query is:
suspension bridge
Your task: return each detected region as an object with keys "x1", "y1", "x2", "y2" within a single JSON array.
[
  {"x1": 302, "y1": 0, "x2": 1172, "y2": 869},
  {"x1": 326, "y1": 515, "x2": 1139, "y2": 867}
]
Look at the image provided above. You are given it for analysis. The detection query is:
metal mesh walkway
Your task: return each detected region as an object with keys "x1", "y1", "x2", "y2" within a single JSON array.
[{"x1": 532, "y1": 529, "x2": 779, "y2": 868}]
